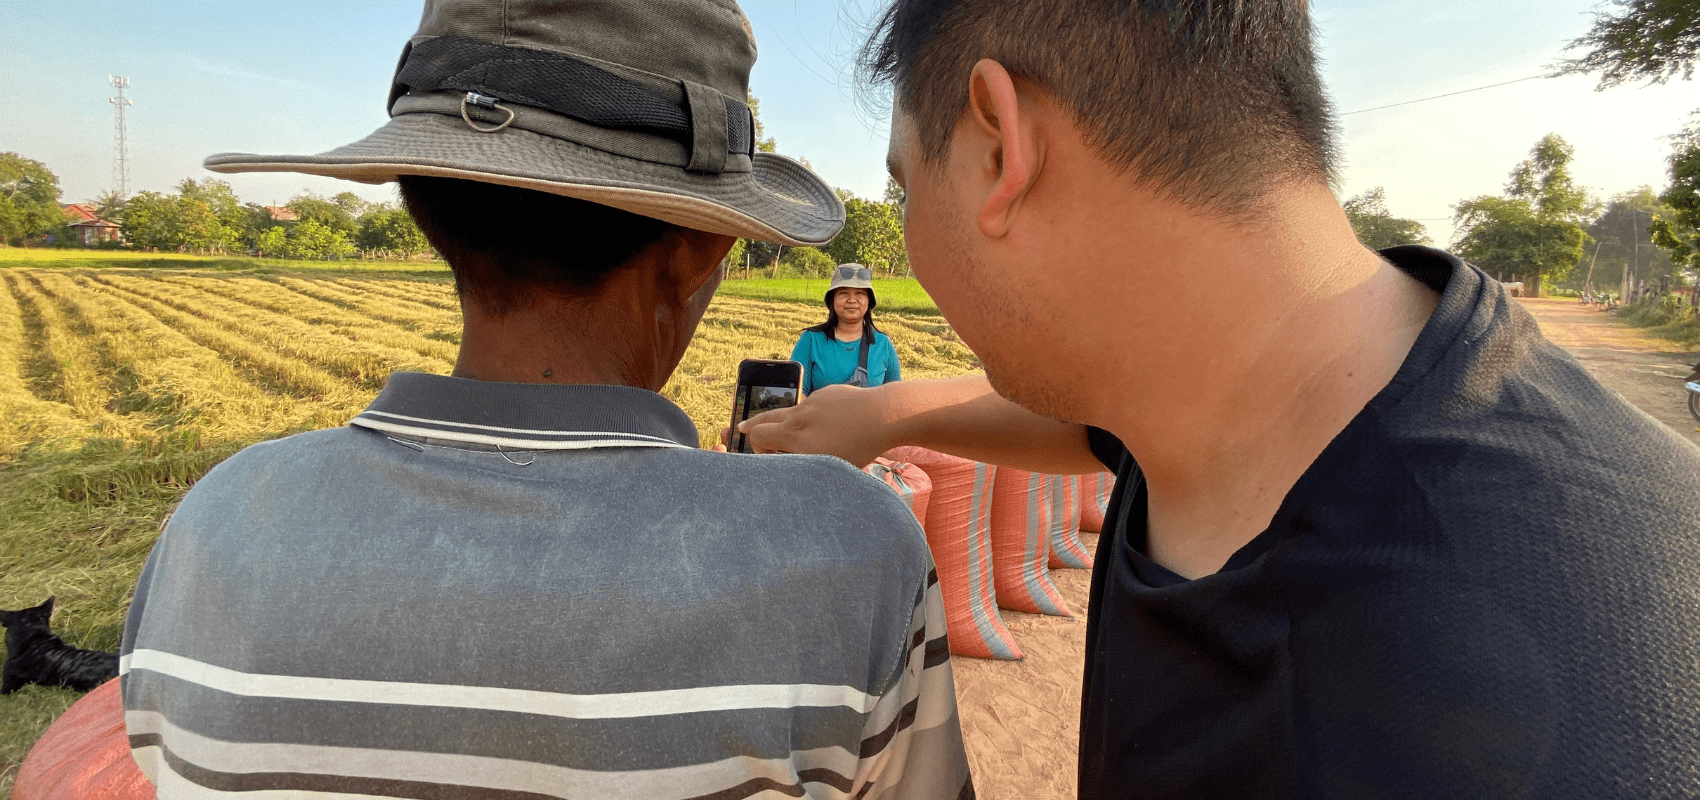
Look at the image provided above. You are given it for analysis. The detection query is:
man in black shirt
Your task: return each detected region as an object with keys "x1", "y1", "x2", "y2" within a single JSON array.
[{"x1": 740, "y1": 0, "x2": 1700, "y2": 796}]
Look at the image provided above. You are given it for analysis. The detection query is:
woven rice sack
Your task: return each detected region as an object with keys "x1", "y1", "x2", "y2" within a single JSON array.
[
  {"x1": 13, "y1": 678, "x2": 155, "y2": 800},
  {"x1": 988, "y1": 468, "x2": 1072, "y2": 617},
  {"x1": 1047, "y1": 474, "x2": 1093, "y2": 570},
  {"x1": 885, "y1": 447, "x2": 1021, "y2": 661},
  {"x1": 1079, "y1": 471, "x2": 1115, "y2": 533},
  {"x1": 863, "y1": 457, "x2": 933, "y2": 528}
]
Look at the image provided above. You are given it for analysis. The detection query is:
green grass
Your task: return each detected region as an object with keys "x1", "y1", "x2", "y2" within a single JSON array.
[
  {"x1": 716, "y1": 275, "x2": 940, "y2": 315},
  {"x1": 1618, "y1": 302, "x2": 1700, "y2": 349},
  {"x1": 0, "y1": 245, "x2": 452, "y2": 280}
]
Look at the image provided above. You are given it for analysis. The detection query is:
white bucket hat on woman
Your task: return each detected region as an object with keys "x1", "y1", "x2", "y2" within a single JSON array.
[
  {"x1": 201, "y1": 0, "x2": 844, "y2": 247},
  {"x1": 825, "y1": 263, "x2": 876, "y2": 308}
]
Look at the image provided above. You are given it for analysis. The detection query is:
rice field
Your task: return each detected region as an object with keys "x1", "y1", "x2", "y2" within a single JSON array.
[{"x1": 0, "y1": 257, "x2": 978, "y2": 788}]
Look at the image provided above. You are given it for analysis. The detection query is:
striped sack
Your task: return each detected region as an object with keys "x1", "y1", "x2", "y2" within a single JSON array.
[
  {"x1": 14, "y1": 678, "x2": 155, "y2": 800},
  {"x1": 863, "y1": 457, "x2": 933, "y2": 527},
  {"x1": 885, "y1": 446, "x2": 1022, "y2": 661},
  {"x1": 1047, "y1": 474, "x2": 1093, "y2": 570},
  {"x1": 988, "y1": 468, "x2": 1072, "y2": 617},
  {"x1": 1079, "y1": 471, "x2": 1115, "y2": 533}
]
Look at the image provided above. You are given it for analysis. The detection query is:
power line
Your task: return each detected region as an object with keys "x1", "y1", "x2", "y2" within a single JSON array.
[{"x1": 1342, "y1": 74, "x2": 1550, "y2": 116}]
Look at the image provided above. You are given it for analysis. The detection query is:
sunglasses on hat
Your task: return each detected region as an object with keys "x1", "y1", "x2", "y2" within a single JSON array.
[{"x1": 835, "y1": 266, "x2": 873, "y2": 281}]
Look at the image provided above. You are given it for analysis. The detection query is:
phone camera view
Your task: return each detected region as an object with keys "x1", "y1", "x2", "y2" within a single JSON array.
[
  {"x1": 751, "y1": 385, "x2": 797, "y2": 412},
  {"x1": 730, "y1": 359, "x2": 802, "y2": 454},
  {"x1": 732, "y1": 384, "x2": 799, "y2": 453}
]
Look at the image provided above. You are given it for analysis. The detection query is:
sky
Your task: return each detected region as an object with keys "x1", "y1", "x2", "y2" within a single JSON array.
[{"x1": 4, "y1": 0, "x2": 1700, "y2": 247}]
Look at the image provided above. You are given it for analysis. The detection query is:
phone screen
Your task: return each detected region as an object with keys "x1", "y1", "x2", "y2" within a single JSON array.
[{"x1": 730, "y1": 360, "x2": 802, "y2": 453}]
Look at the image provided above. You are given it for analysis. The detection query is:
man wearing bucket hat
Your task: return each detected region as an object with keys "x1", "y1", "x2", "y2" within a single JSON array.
[
  {"x1": 116, "y1": 2, "x2": 973, "y2": 798},
  {"x1": 790, "y1": 264, "x2": 904, "y2": 393}
]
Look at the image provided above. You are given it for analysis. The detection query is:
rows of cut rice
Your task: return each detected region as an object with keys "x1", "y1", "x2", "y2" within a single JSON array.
[
  {"x1": 4, "y1": 273, "x2": 135, "y2": 439},
  {"x1": 103, "y1": 274, "x2": 448, "y2": 384},
  {"x1": 91, "y1": 273, "x2": 431, "y2": 393},
  {"x1": 0, "y1": 273, "x2": 87, "y2": 453},
  {"x1": 328, "y1": 277, "x2": 460, "y2": 313},
  {"x1": 76, "y1": 274, "x2": 359, "y2": 404},
  {"x1": 269, "y1": 275, "x2": 454, "y2": 332},
  {"x1": 45, "y1": 273, "x2": 331, "y2": 440},
  {"x1": 160, "y1": 275, "x2": 460, "y2": 363}
]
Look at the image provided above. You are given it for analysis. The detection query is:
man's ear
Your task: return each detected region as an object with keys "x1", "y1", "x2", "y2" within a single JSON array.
[
  {"x1": 964, "y1": 59, "x2": 1041, "y2": 239},
  {"x1": 672, "y1": 229, "x2": 735, "y2": 309}
]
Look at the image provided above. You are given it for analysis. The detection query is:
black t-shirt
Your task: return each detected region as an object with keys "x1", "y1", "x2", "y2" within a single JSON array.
[{"x1": 1079, "y1": 246, "x2": 1700, "y2": 798}]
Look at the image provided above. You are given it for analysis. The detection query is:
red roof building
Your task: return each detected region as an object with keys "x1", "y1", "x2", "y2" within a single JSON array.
[{"x1": 61, "y1": 203, "x2": 123, "y2": 245}]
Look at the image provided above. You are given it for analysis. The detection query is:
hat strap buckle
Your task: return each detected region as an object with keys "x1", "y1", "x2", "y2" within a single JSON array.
[{"x1": 461, "y1": 92, "x2": 516, "y2": 133}]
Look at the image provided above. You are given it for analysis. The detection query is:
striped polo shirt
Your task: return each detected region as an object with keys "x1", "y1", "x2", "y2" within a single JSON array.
[{"x1": 120, "y1": 372, "x2": 973, "y2": 800}]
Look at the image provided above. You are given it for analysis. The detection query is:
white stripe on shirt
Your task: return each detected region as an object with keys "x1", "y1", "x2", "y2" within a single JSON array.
[{"x1": 122, "y1": 649, "x2": 878, "y2": 720}]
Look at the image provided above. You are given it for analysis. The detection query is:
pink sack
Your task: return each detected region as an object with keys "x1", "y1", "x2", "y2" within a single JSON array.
[
  {"x1": 863, "y1": 457, "x2": 933, "y2": 528},
  {"x1": 885, "y1": 447, "x2": 1022, "y2": 660},
  {"x1": 988, "y1": 468, "x2": 1072, "y2": 617},
  {"x1": 13, "y1": 678, "x2": 155, "y2": 800},
  {"x1": 1079, "y1": 471, "x2": 1115, "y2": 533},
  {"x1": 1047, "y1": 474, "x2": 1093, "y2": 569}
]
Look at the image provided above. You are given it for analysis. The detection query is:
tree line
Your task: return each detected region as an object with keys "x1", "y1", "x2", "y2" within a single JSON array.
[
  {"x1": 0, "y1": 154, "x2": 430, "y2": 260},
  {"x1": 1343, "y1": 130, "x2": 1696, "y2": 300}
]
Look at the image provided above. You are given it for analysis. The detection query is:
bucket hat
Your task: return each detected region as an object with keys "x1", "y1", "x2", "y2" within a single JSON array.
[
  {"x1": 201, "y1": 0, "x2": 844, "y2": 246},
  {"x1": 825, "y1": 263, "x2": 876, "y2": 308}
]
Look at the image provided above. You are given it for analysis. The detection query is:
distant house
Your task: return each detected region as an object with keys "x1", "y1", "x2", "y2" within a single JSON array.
[
  {"x1": 61, "y1": 203, "x2": 123, "y2": 245},
  {"x1": 265, "y1": 206, "x2": 298, "y2": 222}
]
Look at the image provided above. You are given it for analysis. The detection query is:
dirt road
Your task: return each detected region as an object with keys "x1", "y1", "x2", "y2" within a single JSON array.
[{"x1": 1517, "y1": 297, "x2": 1700, "y2": 448}]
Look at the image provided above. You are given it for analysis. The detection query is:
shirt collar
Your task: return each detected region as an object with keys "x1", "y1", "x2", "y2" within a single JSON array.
[{"x1": 349, "y1": 372, "x2": 700, "y2": 450}]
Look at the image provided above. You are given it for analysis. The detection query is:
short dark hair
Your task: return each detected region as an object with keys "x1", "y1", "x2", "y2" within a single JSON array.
[
  {"x1": 399, "y1": 176, "x2": 681, "y2": 316},
  {"x1": 861, "y1": 0, "x2": 1337, "y2": 212}
]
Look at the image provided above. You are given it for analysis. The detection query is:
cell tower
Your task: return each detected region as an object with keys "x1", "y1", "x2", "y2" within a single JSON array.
[{"x1": 109, "y1": 76, "x2": 132, "y2": 199}]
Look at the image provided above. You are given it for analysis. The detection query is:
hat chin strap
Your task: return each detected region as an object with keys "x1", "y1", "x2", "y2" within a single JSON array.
[{"x1": 391, "y1": 34, "x2": 754, "y2": 174}]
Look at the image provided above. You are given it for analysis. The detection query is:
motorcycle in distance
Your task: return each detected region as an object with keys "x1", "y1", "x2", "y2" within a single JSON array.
[{"x1": 1687, "y1": 361, "x2": 1700, "y2": 424}]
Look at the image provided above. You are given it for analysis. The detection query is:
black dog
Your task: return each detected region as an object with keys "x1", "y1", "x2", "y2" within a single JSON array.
[{"x1": 1, "y1": 597, "x2": 119, "y2": 694}]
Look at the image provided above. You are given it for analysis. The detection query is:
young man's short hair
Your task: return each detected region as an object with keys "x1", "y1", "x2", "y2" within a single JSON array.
[
  {"x1": 861, "y1": 0, "x2": 1338, "y2": 212},
  {"x1": 400, "y1": 175, "x2": 683, "y2": 316}
]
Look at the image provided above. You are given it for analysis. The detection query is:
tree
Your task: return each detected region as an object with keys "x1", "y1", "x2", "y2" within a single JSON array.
[
  {"x1": 0, "y1": 153, "x2": 64, "y2": 245},
  {"x1": 883, "y1": 177, "x2": 906, "y2": 206},
  {"x1": 93, "y1": 189, "x2": 130, "y2": 224},
  {"x1": 723, "y1": 237, "x2": 749, "y2": 277},
  {"x1": 119, "y1": 191, "x2": 181, "y2": 250},
  {"x1": 279, "y1": 218, "x2": 356, "y2": 260},
  {"x1": 355, "y1": 205, "x2": 429, "y2": 257},
  {"x1": 1451, "y1": 135, "x2": 1592, "y2": 296},
  {"x1": 780, "y1": 245, "x2": 835, "y2": 277},
  {"x1": 1580, "y1": 188, "x2": 1678, "y2": 292},
  {"x1": 1561, "y1": 0, "x2": 1700, "y2": 89},
  {"x1": 1650, "y1": 133, "x2": 1700, "y2": 281},
  {"x1": 287, "y1": 193, "x2": 358, "y2": 237},
  {"x1": 749, "y1": 95, "x2": 778, "y2": 154},
  {"x1": 1506, "y1": 135, "x2": 1594, "y2": 224},
  {"x1": 253, "y1": 226, "x2": 287, "y2": 259},
  {"x1": 174, "y1": 197, "x2": 236, "y2": 252},
  {"x1": 825, "y1": 194, "x2": 907, "y2": 275},
  {"x1": 333, "y1": 192, "x2": 372, "y2": 221},
  {"x1": 1342, "y1": 187, "x2": 1432, "y2": 249}
]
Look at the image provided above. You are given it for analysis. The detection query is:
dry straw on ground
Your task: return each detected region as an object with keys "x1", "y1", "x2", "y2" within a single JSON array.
[{"x1": 0, "y1": 265, "x2": 981, "y2": 790}]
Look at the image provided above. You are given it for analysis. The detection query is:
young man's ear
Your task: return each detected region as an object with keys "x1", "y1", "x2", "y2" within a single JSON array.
[{"x1": 964, "y1": 59, "x2": 1042, "y2": 239}]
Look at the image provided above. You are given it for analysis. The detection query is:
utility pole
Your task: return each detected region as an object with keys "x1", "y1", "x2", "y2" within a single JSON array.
[{"x1": 110, "y1": 76, "x2": 132, "y2": 199}]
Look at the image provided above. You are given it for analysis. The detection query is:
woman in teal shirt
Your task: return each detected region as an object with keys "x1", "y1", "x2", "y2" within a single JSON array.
[{"x1": 791, "y1": 264, "x2": 902, "y2": 393}]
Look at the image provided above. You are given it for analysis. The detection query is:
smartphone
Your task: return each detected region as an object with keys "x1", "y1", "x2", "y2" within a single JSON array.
[{"x1": 729, "y1": 358, "x2": 803, "y2": 454}]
